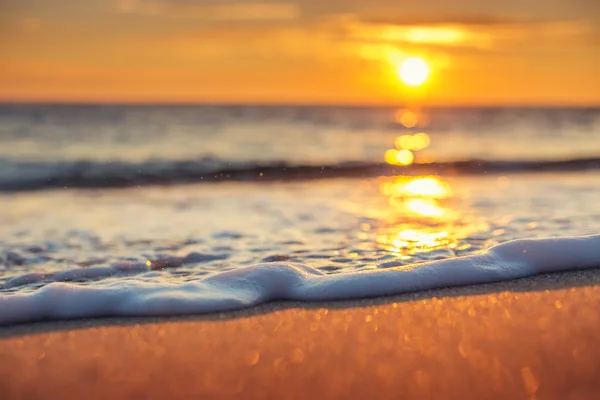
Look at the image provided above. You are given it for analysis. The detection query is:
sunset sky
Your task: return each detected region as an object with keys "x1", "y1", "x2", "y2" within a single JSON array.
[{"x1": 1, "y1": 0, "x2": 599, "y2": 105}]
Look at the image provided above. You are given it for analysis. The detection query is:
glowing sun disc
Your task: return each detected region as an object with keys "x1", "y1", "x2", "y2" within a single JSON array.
[{"x1": 399, "y1": 58, "x2": 429, "y2": 86}]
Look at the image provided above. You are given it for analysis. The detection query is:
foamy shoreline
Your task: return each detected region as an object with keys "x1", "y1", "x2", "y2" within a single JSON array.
[
  {"x1": 2, "y1": 234, "x2": 599, "y2": 326},
  {"x1": 2, "y1": 266, "x2": 600, "y2": 338},
  {"x1": 3, "y1": 268, "x2": 600, "y2": 399}
]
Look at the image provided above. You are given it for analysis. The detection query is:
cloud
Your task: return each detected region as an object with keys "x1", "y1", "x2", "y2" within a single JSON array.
[
  {"x1": 321, "y1": 14, "x2": 599, "y2": 52},
  {"x1": 361, "y1": 14, "x2": 526, "y2": 27},
  {"x1": 114, "y1": 0, "x2": 300, "y2": 22},
  {"x1": 104, "y1": 3, "x2": 598, "y2": 74},
  {"x1": 321, "y1": 15, "x2": 494, "y2": 50}
]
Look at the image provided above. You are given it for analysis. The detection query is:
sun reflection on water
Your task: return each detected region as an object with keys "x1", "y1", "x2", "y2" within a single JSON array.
[
  {"x1": 382, "y1": 176, "x2": 452, "y2": 199},
  {"x1": 384, "y1": 148, "x2": 414, "y2": 165},
  {"x1": 395, "y1": 109, "x2": 419, "y2": 128},
  {"x1": 343, "y1": 108, "x2": 488, "y2": 260},
  {"x1": 385, "y1": 108, "x2": 433, "y2": 166},
  {"x1": 395, "y1": 132, "x2": 430, "y2": 152},
  {"x1": 404, "y1": 198, "x2": 445, "y2": 217},
  {"x1": 374, "y1": 174, "x2": 486, "y2": 256}
]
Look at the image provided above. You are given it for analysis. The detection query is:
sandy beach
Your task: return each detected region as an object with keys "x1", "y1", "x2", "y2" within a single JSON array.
[{"x1": 3, "y1": 269, "x2": 600, "y2": 400}]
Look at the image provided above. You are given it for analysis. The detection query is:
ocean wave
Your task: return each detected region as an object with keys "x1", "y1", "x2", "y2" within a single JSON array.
[
  {"x1": 1, "y1": 234, "x2": 599, "y2": 325},
  {"x1": 1, "y1": 156, "x2": 600, "y2": 192}
]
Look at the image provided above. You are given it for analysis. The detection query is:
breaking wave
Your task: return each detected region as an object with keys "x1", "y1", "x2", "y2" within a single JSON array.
[{"x1": 1, "y1": 156, "x2": 599, "y2": 192}]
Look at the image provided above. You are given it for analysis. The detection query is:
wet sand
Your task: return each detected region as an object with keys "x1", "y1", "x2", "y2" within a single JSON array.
[{"x1": 3, "y1": 269, "x2": 600, "y2": 400}]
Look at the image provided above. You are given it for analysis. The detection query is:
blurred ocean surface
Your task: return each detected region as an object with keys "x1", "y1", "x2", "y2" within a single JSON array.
[
  {"x1": 1, "y1": 105, "x2": 600, "y2": 190},
  {"x1": 1, "y1": 104, "x2": 599, "y2": 294}
]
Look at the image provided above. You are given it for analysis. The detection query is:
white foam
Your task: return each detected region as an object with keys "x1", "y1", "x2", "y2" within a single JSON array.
[{"x1": 1, "y1": 234, "x2": 599, "y2": 325}]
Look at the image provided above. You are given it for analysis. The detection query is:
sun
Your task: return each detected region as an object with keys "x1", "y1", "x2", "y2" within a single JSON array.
[{"x1": 398, "y1": 57, "x2": 429, "y2": 86}]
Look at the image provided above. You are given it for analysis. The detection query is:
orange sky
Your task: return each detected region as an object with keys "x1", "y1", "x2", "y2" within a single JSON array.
[{"x1": 1, "y1": 0, "x2": 600, "y2": 105}]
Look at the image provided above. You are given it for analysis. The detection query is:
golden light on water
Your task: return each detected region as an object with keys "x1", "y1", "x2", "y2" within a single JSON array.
[
  {"x1": 404, "y1": 198, "x2": 445, "y2": 217},
  {"x1": 385, "y1": 108, "x2": 432, "y2": 166},
  {"x1": 400, "y1": 177, "x2": 452, "y2": 199},
  {"x1": 384, "y1": 149, "x2": 414, "y2": 166},
  {"x1": 380, "y1": 176, "x2": 451, "y2": 198},
  {"x1": 389, "y1": 229, "x2": 451, "y2": 250},
  {"x1": 394, "y1": 132, "x2": 430, "y2": 151},
  {"x1": 384, "y1": 132, "x2": 430, "y2": 166},
  {"x1": 372, "y1": 176, "x2": 487, "y2": 255},
  {"x1": 398, "y1": 57, "x2": 429, "y2": 86},
  {"x1": 395, "y1": 109, "x2": 418, "y2": 128},
  {"x1": 372, "y1": 109, "x2": 485, "y2": 256},
  {"x1": 382, "y1": 176, "x2": 451, "y2": 217}
]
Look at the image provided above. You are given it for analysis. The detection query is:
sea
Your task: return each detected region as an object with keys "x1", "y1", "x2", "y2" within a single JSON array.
[{"x1": 1, "y1": 104, "x2": 600, "y2": 324}]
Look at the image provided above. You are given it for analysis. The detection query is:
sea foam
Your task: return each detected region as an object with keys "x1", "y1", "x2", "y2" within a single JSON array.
[{"x1": 1, "y1": 234, "x2": 599, "y2": 325}]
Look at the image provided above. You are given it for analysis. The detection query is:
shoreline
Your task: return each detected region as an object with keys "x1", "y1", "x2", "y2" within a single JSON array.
[
  {"x1": 2, "y1": 267, "x2": 600, "y2": 338},
  {"x1": 3, "y1": 269, "x2": 600, "y2": 399}
]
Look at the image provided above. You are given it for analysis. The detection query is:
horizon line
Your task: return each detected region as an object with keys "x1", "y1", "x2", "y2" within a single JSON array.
[{"x1": 1, "y1": 100, "x2": 599, "y2": 109}]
